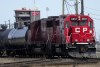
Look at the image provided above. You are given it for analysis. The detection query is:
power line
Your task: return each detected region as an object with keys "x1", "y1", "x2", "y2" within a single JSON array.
[
  {"x1": 92, "y1": 17, "x2": 100, "y2": 20},
  {"x1": 62, "y1": 0, "x2": 65, "y2": 15},
  {"x1": 66, "y1": 1, "x2": 75, "y2": 7},
  {"x1": 64, "y1": 0, "x2": 70, "y2": 14},
  {"x1": 85, "y1": 11, "x2": 100, "y2": 16},
  {"x1": 83, "y1": 5, "x2": 100, "y2": 20},
  {"x1": 65, "y1": 0, "x2": 72, "y2": 14},
  {"x1": 85, "y1": 6, "x2": 100, "y2": 12}
]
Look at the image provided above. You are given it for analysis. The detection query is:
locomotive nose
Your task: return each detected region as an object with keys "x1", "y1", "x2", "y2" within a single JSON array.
[
  {"x1": 72, "y1": 27, "x2": 90, "y2": 43},
  {"x1": 74, "y1": 27, "x2": 88, "y2": 34}
]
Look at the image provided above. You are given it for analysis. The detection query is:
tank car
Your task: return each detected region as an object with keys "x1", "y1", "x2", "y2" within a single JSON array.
[{"x1": 0, "y1": 26, "x2": 28, "y2": 56}]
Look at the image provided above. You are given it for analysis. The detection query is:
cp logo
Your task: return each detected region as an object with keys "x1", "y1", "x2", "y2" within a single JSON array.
[{"x1": 75, "y1": 28, "x2": 87, "y2": 33}]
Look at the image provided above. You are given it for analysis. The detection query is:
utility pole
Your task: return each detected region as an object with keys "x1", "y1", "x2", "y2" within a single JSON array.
[
  {"x1": 5, "y1": 21, "x2": 6, "y2": 25},
  {"x1": 75, "y1": 0, "x2": 78, "y2": 14},
  {"x1": 46, "y1": 7, "x2": 49, "y2": 17},
  {"x1": 8, "y1": 20, "x2": 10, "y2": 29},
  {"x1": 33, "y1": 0, "x2": 36, "y2": 21},
  {"x1": 81, "y1": 0, "x2": 84, "y2": 15},
  {"x1": 62, "y1": 0, "x2": 65, "y2": 15}
]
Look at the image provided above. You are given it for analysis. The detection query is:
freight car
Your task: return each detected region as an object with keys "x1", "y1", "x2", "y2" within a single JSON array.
[{"x1": 0, "y1": 26, "x2": 28, "y2": 56}]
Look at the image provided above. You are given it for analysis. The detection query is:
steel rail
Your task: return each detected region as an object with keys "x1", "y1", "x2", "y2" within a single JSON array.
[{"x1": 0, "y1": 57, "x2": 100, "y2": 67}]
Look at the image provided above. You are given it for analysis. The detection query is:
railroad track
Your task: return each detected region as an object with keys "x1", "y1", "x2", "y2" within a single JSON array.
[
  {"x1": 0, "y1": 51, "x2": 100, "y2": 67},
  {"x1": 0, "y1": 57, "x2": 100, "y2": 67}
]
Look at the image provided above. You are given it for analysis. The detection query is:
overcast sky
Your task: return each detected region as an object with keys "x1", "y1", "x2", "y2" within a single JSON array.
[{"x1": 0, "y1": 0, "x2": 100, "y2": 40}]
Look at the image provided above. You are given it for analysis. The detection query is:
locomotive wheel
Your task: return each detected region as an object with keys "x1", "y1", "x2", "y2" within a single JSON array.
[
  {"x1": 15, "y1": 49, "x2": 27, "y2": 57},
  {"x1": 27, "y1": 47, "x2": 34, "y2": 57},
  {"x1": 6, "y1": 50, "x2": 12, "y2": 57},
  {"x1": 6, "y1": 50, "x2": 16, "y2": 57},
  {"x1": 45, "y1": 44, "x2": 54, "y2": 58},
  {"x1": 0, "y1": 50, "x2": 3, "y2": 56}
]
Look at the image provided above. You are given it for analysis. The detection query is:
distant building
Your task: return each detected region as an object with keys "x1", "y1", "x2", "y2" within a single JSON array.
[{"x1": 14, "y1": 8, "x2": 40, "y2": 28}]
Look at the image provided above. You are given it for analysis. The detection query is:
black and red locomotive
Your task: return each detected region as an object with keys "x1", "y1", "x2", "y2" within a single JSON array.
[{"x1": 28, "y1": 14, "x2": 96, "y2": 57}]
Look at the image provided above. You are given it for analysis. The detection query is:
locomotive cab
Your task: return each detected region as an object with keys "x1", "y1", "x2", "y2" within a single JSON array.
[{"x1": 64, "y1": 14, "x2": 96, "y2": 57}]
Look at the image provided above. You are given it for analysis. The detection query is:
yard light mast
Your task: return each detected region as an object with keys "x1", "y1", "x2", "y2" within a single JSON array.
[{"x1": 62, "y1": 0, "x2": 65, "y2": 15}]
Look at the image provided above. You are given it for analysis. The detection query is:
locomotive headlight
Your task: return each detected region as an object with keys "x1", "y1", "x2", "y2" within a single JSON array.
[
  {"x1": 75, "y1": 39, "x2": 78, "y2": 42},
  {"x1": 78, "y1": 16, "x2": 80, "y2": 20},
  {"x1": 87, "y1": 39, "x2": 90, "y2": 42},
  {"x1": 90, "y1": 30, "x2": 92, "y2": 33}
]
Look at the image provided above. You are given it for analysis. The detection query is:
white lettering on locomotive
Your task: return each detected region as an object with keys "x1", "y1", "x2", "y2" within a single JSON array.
[
  {"x1": 83, "y1": 28, "x2": 87, "y2": 32},
  {"x1": 75, "y1": 28, "x2": 87, "y2": 33},
  {"x1": 75, "y1": 28, "x2": 80, "y2": 33}
]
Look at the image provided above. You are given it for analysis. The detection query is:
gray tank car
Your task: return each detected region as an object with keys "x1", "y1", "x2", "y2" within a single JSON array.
[
  {"x1": 0, "y1": 27, "x2": 28, "y2": 45},
  {"x1": 8, "y1": 27, "x2": 28, "y2": 45},
  {"x1": 0, "y1": 27, "x2": 28, "y2": 56}
]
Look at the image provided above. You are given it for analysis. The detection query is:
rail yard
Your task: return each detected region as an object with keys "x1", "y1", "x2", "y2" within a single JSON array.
[
  {"x1": 0, "y1": 51, "x2": 100, "y2": 67},
  {"x1": 0, "y1": 0, "x2": 100, "y2": 67},
  {"x1": 0, "y1": 44, "x2": 100, "y2": 67}
]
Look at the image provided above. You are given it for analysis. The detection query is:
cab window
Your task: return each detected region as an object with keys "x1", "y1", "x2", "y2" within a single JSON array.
[
  {"x1": 88, "y1": 22, "x2": 93, "y2": 28},
  {"x1": 72, "y1": 21, "x2": 78, "y2": 26},
  {"x1": 66, "y1": 22, "x2": 70, "y2": 28},
  {"x1": 79, "y1": 20, "x2": 87, "y2": 26}
]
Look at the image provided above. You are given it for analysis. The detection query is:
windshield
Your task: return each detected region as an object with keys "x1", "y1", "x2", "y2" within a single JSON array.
[
  {"x1": 88, "y1": 22, "x2": 93, "y2": 28},
  {"x1": 71, "y1": 20, "x2": 87, "y2": 26},
  {"x1": 72, "y1": 21, "x2": 78, "y2": 26},
  {"x1": 66, "y1": 22, "x2": 70, "y2": 28},
  {"x1": 79, "y1": 21, "x2": 87, "y2": 26}
]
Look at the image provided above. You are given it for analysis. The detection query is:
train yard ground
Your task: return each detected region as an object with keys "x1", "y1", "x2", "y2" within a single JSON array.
[
  {"x1": 0, "y1": 53, "x2": 99, "y2": 66},
  {"x1": 0, "y1": 45, "x2": 99, "y2": 67},
  {"x1": 0, "y1": 55, "x2": 100, "y2": 67}
]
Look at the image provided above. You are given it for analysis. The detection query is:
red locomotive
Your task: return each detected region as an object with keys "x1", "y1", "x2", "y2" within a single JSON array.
[
  {"x1": 29, "y1": 14, "x2": 96, "y2": 57},
  {"x1": 64, "y1": 14, "x2": 96, "y2": 57}
]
